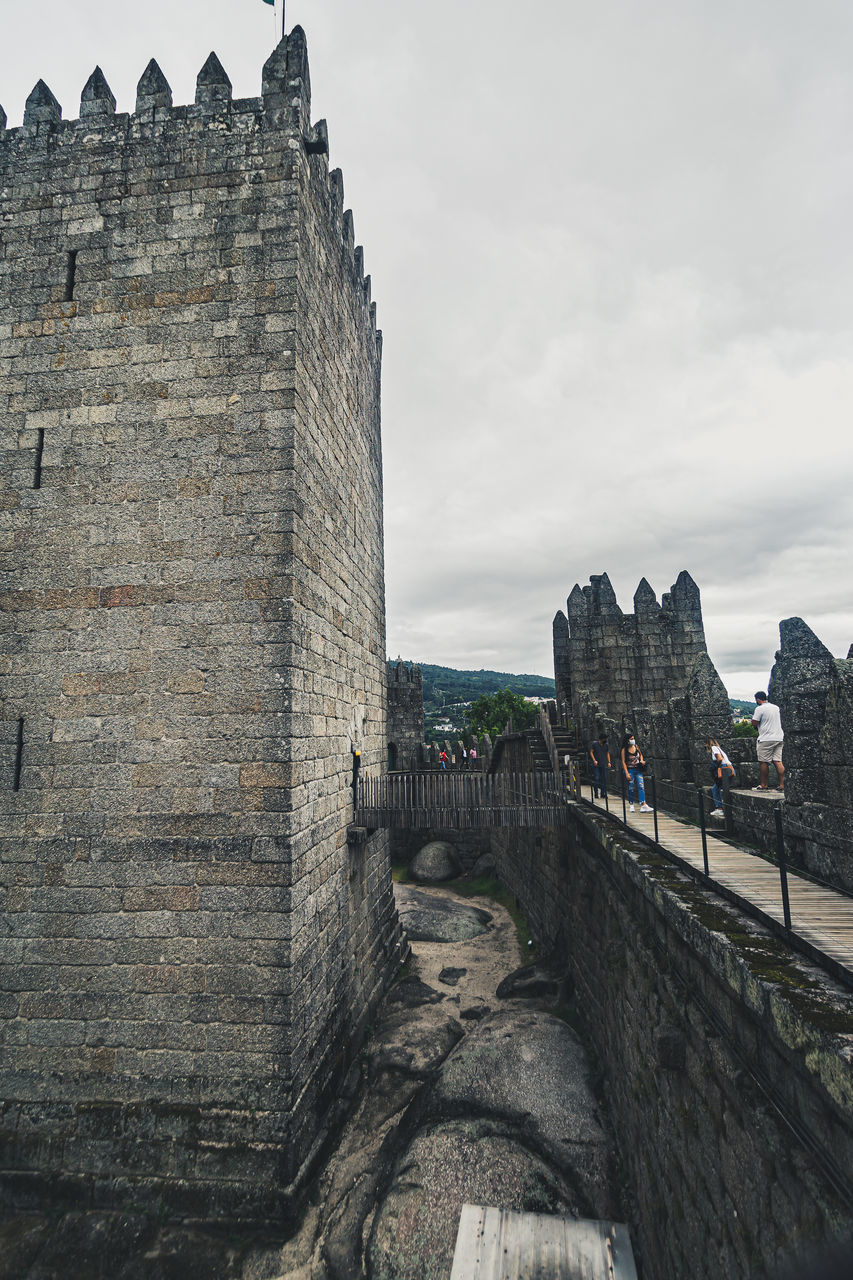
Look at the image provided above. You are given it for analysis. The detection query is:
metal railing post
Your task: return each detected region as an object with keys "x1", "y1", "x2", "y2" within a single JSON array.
[
  {"x1": 650, "y1": 775, "x2": 659, "y2": 845},
  {"x1": 774, "y1": 805, "x2": 792, "y2": 931},
  {"x1": 621, "y1": 770, "x2": 627, "y2": 824},
  {"x1": 697, "y1": 786, "x2": 709, "y2": 875}
]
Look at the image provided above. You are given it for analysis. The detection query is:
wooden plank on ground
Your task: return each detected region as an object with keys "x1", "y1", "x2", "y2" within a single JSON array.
[{"x1": 450, "y1": 1204, "x2": 639, "y2": 1280}]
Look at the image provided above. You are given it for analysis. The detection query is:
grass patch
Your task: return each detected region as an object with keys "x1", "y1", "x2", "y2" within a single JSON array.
[
  {"x1": 392, "y1": 862, "x2": 536, "y2": 961},
  {"x1": 450, "y1": 875, "x2": 537, "y2": 960}
]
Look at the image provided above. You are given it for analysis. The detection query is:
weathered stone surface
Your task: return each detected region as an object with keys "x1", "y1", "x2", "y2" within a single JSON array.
[
  {"x1": 409, "y1": 840, "x2": 462, "y2": 883},
  {"x1": 367, "y1": 1003, "x2": 463, "y2": 1085},
  {"x1": 491, "y1": 809, "x2": 853, "y2": 1280},
  {"x1": 470, "y1": 852, "x2": 497, "y2": 877},
  {"x1": 460, "y1": 1005, "x2": 492, "y2": 1020},
  {"x1": 495, "y1": 958, "x2": 570, "y2": 1002},
  {"x1": 555, "y1": 571, "x2": 727, "y2": 792},
  {"x1": 426, "y1": 1010, "x2": 613, "y2": 1214},
  {"x1": 398, "y1": 889, "x2": 491, "y2": 942},
  {"x1": 0, "y1": 1213, "x2": 250, "y2": 1280},
  {"x1": 383, "y1": 977, "x2": 446, "y2": 1009},
  {"x1": 367, "y1": 1121, "x2": 580, "y2": 1280}
]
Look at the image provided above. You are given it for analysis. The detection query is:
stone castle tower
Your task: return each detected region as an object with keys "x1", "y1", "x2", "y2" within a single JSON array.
[
  {"x1": 386, "y1": 660, "x2": 424, "y2": 771},
  {"x1": 555, "y1": 571, "x2": 732, "y2": 781},
  {"x1": 0, "y1": 32, "x2": 402, "y2": 1220},
  {"x1": 554, "y1": 571, "x2": 709, "y2": 723}
]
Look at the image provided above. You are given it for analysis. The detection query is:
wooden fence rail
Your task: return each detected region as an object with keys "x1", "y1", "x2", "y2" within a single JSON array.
[{"x1": 356, "y1": 770, "x2": 571, "y2": 829}]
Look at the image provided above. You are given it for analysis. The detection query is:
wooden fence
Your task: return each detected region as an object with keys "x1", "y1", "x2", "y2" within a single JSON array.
[{"x1": 356, "y1": 770, "x2": 571, "y2": 829}]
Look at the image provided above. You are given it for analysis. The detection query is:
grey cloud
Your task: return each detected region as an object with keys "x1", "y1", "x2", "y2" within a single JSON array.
[{"x1": 3, "y1": 1, "x2": 852, "y2": 687}]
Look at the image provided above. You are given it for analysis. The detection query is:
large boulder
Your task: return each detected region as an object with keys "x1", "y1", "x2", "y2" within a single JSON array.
[
  {"x1": 495, "y1": 958, "x2": 572, "y2": 1003},
  {"x1": 367, "y1": 1008, "x2": 617, "y2": 1280},
  {"x1": 367, "y1": 1120, "x2": 579, "y2": 1280},
  {"x1": 425, "y1": 1010, "x2": 613, "y2": 1216},
  {"x1": 409, "y1": 841, "x2": 461, "y2": 883},
  {"x1": 398, "y1": 888, "x2": 492, "y2": 943}
]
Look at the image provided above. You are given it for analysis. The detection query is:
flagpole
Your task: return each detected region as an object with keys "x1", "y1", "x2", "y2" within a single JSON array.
[{"x1": 282, "y1": 1, "x2": 286, "y2": 42}]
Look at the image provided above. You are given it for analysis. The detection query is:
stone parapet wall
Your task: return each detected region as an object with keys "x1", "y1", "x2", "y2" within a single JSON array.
[
  {"x1": 0, "y1": 29, "x2": 401, "y2": 1221},
  {"x1": 491, "y1": 809, "x2": 853, "y2": 1279}
]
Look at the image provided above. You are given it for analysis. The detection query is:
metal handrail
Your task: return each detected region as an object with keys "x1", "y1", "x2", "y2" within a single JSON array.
[{"x1": 574, "y1": 757, "x2": 853, "y2": 994}]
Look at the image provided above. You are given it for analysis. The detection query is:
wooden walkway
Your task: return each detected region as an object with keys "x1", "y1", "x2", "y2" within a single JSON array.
[
  {"x1": 357, "y1": 771, "x2": 571, "y2": 829},
  {"x1": 588, "y1": 794, "x2": 853, "y2": 977}
]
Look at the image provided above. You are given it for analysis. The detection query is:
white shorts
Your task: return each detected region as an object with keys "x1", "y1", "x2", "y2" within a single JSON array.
[{"x1": 757, "y1": 739, "x2": 783, "y2": 763}]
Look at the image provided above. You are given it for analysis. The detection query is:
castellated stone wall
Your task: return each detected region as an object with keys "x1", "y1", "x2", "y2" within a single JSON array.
[
  {"x1": 555, "y1": 570, "x2": 732, "y2": 784},
  {"x1": 769, "y1": 618, "x2": 853, "y2": 892},
  {"x1": 386, "y1": 660, "x2": 424, "y2": 772},
  {"x1": 554, "y1": 570, "x2": 709, "y2": 722},
  {"x1": 487, "y1": 736, "x2": 853, "y2": 1278},
  {"x1": 0, "y1": 31, "x2": 401, "y2": 1221}
]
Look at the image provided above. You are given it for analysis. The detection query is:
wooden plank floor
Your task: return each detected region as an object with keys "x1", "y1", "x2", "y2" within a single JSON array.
[{"x1": 587, "y1": 794, "x2": 853, "y2": 974}]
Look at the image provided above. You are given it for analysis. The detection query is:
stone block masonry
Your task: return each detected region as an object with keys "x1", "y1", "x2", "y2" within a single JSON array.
[
  {"x1": 386, "y1": 659, "x2": 424, "y2": 772},
  {"x1": 490, "y1": 806, "x2": 853, "y2": 1279},
  {"x1": 0, "y1": 30, "x2": 402, "y2": 1221}
]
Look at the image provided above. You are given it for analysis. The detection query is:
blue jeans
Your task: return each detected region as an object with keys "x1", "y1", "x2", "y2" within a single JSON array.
[
  {"x1": 593, "y1": 764, "x2": 607, "y2": 796},
  {"x1": 625, "y1": 768, "x2": 645, "y2": 804},
  {"x1": 712, "y1": 770, "x2": 733, "y2": 808}
]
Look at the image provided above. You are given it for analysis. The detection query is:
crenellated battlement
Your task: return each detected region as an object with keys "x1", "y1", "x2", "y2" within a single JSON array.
[
  {"x1": 554, "y1": 570, "x2": 714, "y2": 732},
  {"x1": 0, "y1": 30, "x2": 378, "y2": 342}
]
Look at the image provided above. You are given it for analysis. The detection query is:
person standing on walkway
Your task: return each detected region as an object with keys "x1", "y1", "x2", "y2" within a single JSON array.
[
  {"x1": 751, "y1": 692, "x2": 784, "y2": 791},
  {"x1": 589, "y1": 734, "x2": 611, "y2": 799},
  {"x1": 705, "y1": 737, "x2": 735, "y2": 818},
  {"x1": 620, "y1": 732, "x2": 653, "y2": 813}
]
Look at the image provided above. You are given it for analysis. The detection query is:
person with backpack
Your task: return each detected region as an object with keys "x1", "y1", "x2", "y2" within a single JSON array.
[{"x1": 620, "y1": 732, "x2": 652, "y2": 813}]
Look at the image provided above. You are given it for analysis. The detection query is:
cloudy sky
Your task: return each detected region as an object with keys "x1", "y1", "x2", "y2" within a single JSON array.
[{"x1": 3, "y1": 1, "x2": 852, "y2": 696}]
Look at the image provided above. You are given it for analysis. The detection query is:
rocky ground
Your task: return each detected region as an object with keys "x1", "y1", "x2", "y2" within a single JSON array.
[{"x1": 0, "y1": 878, "x2": 622, "y2": 1280}]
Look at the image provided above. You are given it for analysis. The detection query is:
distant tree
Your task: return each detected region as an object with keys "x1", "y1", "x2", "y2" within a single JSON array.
[
  {"x1": 732, "y1": 720, "x2": 758, "y2": 738},
  {"x1": 465, "y1": 688, "x2": 538, "y2": 739}
]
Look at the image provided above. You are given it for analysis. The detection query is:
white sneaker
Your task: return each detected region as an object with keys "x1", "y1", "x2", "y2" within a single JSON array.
[
  {"x1": 640, "y1": 803, "x2": 652, "y2": 813},
  {"x1": 710, "y1": 808, "x2": 724, "y2": 818},
  {"x1": 628, "y1": 803, "x2": 635, "y2": 812}
]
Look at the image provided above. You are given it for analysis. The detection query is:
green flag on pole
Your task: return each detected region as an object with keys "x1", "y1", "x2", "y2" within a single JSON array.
[{"x1": 261, "y1": 0, "x2": 274, "y2": 6}]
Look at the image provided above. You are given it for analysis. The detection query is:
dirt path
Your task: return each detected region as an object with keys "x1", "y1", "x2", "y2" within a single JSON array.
[{"x1": 393, "y1": 880, "x2": 526, "y2": 1015}]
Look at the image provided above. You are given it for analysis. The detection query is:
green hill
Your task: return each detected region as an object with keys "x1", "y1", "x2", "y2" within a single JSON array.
[
  {"x1": 412, "y1": 663, "x2": 555, "y2": 713},
  {"x1": 392, "y1": 662, "x2": 554, "y2": 741}
]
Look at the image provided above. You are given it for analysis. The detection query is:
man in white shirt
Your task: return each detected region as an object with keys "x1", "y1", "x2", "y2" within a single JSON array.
[{"x1": 751, "y1": 691, "x2": 784, "y2": 791}]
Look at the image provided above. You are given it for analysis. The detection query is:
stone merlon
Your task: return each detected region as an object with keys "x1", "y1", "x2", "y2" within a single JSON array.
[
  {"x1": 633, "y1": 576, "x2": 659, "y2": 614},
  {"x1": 195, "y1": 51, "x2": 232, "y2": 110},
  {"x1": 80, "y1": 67, "x2": 116, "y2": 119},
  {"x1": 23, "y1": 79, "x2": 61, "y2": 129},
  {"x1": 135, "y1": 59, "x2": 172, "y2": 114}
]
